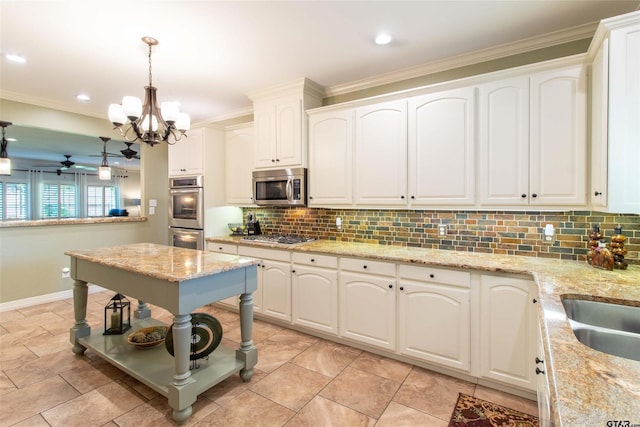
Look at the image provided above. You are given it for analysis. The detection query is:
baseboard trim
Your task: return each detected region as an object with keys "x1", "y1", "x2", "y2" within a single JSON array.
[{"x1": 0, "y1": 285, "x2": 108, "y2": 312}]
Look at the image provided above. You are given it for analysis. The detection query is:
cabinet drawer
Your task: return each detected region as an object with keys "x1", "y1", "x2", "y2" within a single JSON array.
[
  {"x1": 340, "y1": 257, "x2": 396, "y2": 276},
  {"x1": 292, "y1": 252, "x2": 338, "y2": 269},
  {"x1": 207, "y1": 242, "x2": 238, "y2": 255},
  {"x1": 238, "y1": 245, "x2": 291, "y2": 262},
  {"x1": 399, "y1": 264, "x2": 470, "y2": 288}
]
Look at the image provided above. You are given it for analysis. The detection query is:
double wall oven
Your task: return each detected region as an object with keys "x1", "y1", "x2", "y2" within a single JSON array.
[{"x1": 169, "y1": 176, "x2": 204, "y2": 250}]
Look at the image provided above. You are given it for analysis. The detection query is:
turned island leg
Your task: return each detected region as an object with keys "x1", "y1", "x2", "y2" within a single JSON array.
[
  {"x1": 237, "y1": 292, "x2": 258, "y2": 382},
  {"x1": 167, "y1": 313, "x2": 196, "y2": 423},
  {"x1": 69, "y1": 279, "x2": 90, "y2": 355}
]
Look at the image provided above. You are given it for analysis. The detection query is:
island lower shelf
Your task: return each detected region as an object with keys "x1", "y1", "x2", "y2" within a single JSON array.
[{"x1": 78, "y1": 318, "x2": 244, "y2": 397}]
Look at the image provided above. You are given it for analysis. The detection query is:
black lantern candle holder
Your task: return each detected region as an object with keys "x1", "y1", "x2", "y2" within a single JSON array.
[{"x1": 103, "y1": 293, "x2": 131, "y2": 335}]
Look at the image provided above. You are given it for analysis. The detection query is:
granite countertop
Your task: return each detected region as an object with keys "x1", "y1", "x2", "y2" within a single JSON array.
[
  {"x1": 1, "y1": 216, "x2": 147, "y2": 228},
  {"x1": 65, "y1": 243, "x2": 259, "y2": 283},
  {"x1": 208, "y1": 235, "x2": 640, "y2": 425}
]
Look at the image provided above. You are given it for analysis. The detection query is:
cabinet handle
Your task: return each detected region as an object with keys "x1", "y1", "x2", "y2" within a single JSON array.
[
  {"x1": 363, "y1": 265, "x2": 367, "y2": 269},
  {"x1": 594, "y1": 191, "x2": 602, "y2": 196},
  {"x1": 399, "y1": 286, "x2": 404, "y2": 291},
  {"x1": 521, "y1": 194, "x2": 527, "y2": 198},
  {"x1": 271, "y1": 159, "x2": 276, "y2": 163},
  {"x1": 388, "y1": 284, "x2": 393, "y2": 289},
  {"x1": 309, "y1": 196, "x2": 314, "y2": 200},
  {"x1": 535, "y1": 357, "x2": 544, "y2": 365},
  {"x1": 532, "y1": 298, "x2": 538, "y2": 304},
  {"x1": 536, "y1": 367, "x2": 545, "y2": 375},
  {"x1": 276, "y1": 158, "x2": 280, "y2": 162},
  {"x1": 411, "y1": 195, "x2": 415, "y2": 199},
  {"x1": 532, "y1": 193, "x2": 538, "y2": 198},
  {"x1": 218, "y1": 247, "x2": 223, "y2": 251},
  {"x1": 292, "y1": 269, "x2": 296, "y2": 273},
  {"x1": 429, "y1": 274, "x2": 435, "y2": 278},
  {"x1": 310, "y1": 258, "x2": 315, "y2": 262},
  {"x1": 401, "y1": 195, "x2": 405, "y2": 199}
]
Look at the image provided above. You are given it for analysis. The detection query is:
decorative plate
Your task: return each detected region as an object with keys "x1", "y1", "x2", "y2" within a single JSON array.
[
  {"x1": 127, "y1": 326, "x2": 169, "y2": 348},
  {"x1": 165, "y1": 313, "x2": 223, "y2": 360}
]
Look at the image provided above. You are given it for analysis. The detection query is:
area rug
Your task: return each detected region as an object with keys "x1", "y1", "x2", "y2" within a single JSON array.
[{"x1": 448, "y1": 393, "x2": 539, "y2": 427}]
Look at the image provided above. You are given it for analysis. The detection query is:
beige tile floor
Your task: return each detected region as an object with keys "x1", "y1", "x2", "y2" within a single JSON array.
[{"x1": 0, "y1": 291, "x2": 538, "y2": 426}]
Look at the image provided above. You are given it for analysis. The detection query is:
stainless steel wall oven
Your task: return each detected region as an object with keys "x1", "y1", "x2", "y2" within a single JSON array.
[{"x1": 169, "y1": 175, "x2": 204, "y2": 250}]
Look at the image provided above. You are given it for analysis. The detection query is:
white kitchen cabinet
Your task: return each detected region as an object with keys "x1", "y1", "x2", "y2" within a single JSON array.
[
  {"x1": 536, "y1": 321, "x2": 552, "y2": 427},
  {"x1": 291, "y1": 253, "x2": 338, "y2": 335},
  {"x1": 479, "y1": 63, "x2": 587, "y2": 207},
  {"x1": 238, "y1": 246, "x2": 291, "y2": 321},
  {"x1": 225, "y1": 123, "x2": 255, "y2": 206},
  {"x1": 589, "y1": 12, "x2": 640, "y2": 213},
  {"x1": 407, "y1": 86, "x2": 476, "y2": 206},
  {"x1": 339, "y1": 258, "x2": 396, "y2": 350},
  {"x1": 168, "y1": 127, "x2": 205, "y2": 176},
  {"x1": 480, "y1": 274, "x2": 537, "y2": 391},
  {"x1": 354, "y1": 100, "x2": 408, "y2": 206},
  {"x1": 249, "y1": 78, "x2": 323, "y2": 170},
  {"x1": 529, "y1": 65, "x2": 587, "y2": 206},
  {"x1": 307, "y1": 109, "x2": 354, "y2": 206},
  {"x1": 206, "y1": 242, "x2": 239, "y2": 308},
  {"x1": 398, "y1": 265, "x2": 471, "y2": 372}
]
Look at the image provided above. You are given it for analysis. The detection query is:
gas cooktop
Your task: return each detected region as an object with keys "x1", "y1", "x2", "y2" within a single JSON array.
[{"x1": 242, "y1": 234, "x2": 315, "y2": 245}]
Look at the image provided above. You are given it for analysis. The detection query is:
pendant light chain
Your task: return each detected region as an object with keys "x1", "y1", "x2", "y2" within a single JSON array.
[{"x1": 148, "y1": 42, "x2": 153, "y2": 86}]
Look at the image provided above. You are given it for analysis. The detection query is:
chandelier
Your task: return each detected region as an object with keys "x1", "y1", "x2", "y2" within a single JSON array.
[
  {"x1": 108, "y1": 37, "x2": 190, "y2": 146},
  {"x1": 0, "y1": 121, "x2": 12, "y2": 175}
]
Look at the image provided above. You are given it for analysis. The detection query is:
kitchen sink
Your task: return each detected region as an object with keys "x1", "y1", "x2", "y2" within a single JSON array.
[
  {"x1": 561, "y1": 298, "x2": 640, "y2": 334},
  {"x1": 561, "y1": 297, "x2": 640, "y2": 362}
]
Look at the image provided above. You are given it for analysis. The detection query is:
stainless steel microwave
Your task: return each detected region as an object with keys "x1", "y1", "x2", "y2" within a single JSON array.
[{"x1": 252, "y1": 168, "x2": 307, "y2": 206}]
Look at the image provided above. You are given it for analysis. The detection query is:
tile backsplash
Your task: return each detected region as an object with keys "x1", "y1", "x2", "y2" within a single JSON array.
[{"x1": 243, "y1": 208, "x2": 640, "y2": 265}]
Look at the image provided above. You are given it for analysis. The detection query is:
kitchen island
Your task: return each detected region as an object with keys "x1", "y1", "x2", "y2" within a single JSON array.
[
  {"x1": 208, "y1": 235, "x2": 640, "y2": 426},
  {"x1": 66, "y1": 243, "x2": 259, "y2": 423}
]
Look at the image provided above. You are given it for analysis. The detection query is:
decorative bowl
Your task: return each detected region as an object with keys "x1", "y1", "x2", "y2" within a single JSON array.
[
  {"x1": 127, "y1": 326, "x2": 169, "y2": 348},
  {"x1": 228, "y1": 223, "x2": 247, "y2": 235}
]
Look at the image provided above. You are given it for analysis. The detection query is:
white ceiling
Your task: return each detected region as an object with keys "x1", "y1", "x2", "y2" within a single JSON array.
[{"x1": 1, "y1": 0, "x2": 639, "y2": 167}]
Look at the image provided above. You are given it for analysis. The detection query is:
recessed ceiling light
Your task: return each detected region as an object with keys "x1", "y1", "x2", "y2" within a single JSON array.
[
  {"x1": 5, "y1": 53, "x2": 26, "y2": 63},
  {"x1": 77, "y1": 94, "x2": 91, "y2": 102},
  {"x1": 375, "y1": 33, "x2": 392, "y2": 46}
]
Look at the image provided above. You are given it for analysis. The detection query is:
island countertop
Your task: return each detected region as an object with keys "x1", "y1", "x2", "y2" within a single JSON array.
[
  {"x1": 65, "y1": 242, "x2": 259, "y2": 283},
  {"x1": 208, "y1": 235, "x2": 640, "y2": 426}
]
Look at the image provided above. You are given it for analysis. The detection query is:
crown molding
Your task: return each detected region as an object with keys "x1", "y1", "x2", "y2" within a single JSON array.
[
  {"x1": 324, "y1": 21, "x2": 598, "y2": 98},
  {"x1": 0, "y1": 90, "x2": 107, "y2": 120}
]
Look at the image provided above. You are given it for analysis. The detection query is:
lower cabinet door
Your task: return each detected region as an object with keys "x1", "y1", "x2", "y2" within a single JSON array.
[
  {"x1": 339, "y1": 271, "x2": 396, "y2": 350},
  {"x1": 398, "y1": 281, "x2": 471, "y2": 372},
  {"x1": 261, "y1": 259, "x2": 291, "y2": 321},
  {"x1": 292, "y1": 265, "x2": 338, "y2": 334},
  {"x1": 480, "y1": 275, "x2": 537, "y2": 391}
]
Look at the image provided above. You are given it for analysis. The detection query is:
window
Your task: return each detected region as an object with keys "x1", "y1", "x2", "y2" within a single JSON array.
[
  {"x1": 0, "y1": 182, "x2": 28, "y2": 220},
  {"x1": 41, "y1": 183, "x2": 77, "y2": 219},
  {"x1": 87, "y1": 185, "x2": 117, "y2": 217}
]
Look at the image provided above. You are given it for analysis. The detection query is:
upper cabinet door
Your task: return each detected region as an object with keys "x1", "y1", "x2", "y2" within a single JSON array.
[
  {"x1": 225, "y1": 124, "x2": 255, "y2": 206},
  {"x1": 168, "y1": 127, "x2": 205, "y2": 176},
  {"x1": 308, "y1": 109, "x2": 354, "y2": 206},
  {"x1": 478, "y1": 77, "x2": 530, "y2": 206},
  {"x1": 253, "y1": 105, "x2": 278, "y2": 168},
  {"x1": 275, "y1": 99, "x2": 303, "y2": 167},
  {"x1": 408, "y1": 87, "x2": 476, "y2": 206},
  {"x1": 354, "y1": 100, "x2": 408, "y2": 206},
  {"x1": 529, "y1": 65, "x2": 587, "y2": 206}
]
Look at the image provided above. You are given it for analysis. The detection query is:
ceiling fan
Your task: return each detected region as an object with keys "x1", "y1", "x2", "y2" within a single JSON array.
[
  {"x1": 37, "y1": 155, "x2": 96, "y2": 171},
  {"x1": 89, "y1": 142, "x2": 140, "y2": 160}
]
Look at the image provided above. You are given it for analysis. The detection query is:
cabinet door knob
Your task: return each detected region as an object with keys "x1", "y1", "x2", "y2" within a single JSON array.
[
  {"x1": 218, "y1": 247, "x2": 223, "y2": 251},
  {"x1": 388, "y1": 284, "x2": 393, "y2": 289},
  {"x1": 310, "y1": 259, "x2": 315, "y2": 262},
  {"x1": 292, "y1": 269, "x2": 296, "y2": 273},
  {"x1": 399, "y1": 286, "x2": 404, "y2": 291},
  {"x1": 309, "y1": 196, "x2": 314, "y2": 200},
  {"x1": 276, "y1": 158, "x2": 280, "y2": 162},
  {"x1": 532, "y1": 298, "x2": 538, "y2": 304},
  {"x1": 411, "y1": 195, "x2": 415, "y2": 199},
  {"x1": 271, "y1": 159, "x2": 276, "y2": 163},
  {"x1": 401, "y1": 195, "x2": 405, "y2": 199},
  {"x1": 363, "y1": 265, "x2": 367, "y2": 269},
  {"x1": 521, "y1": 194, "x2": 527, "y2": 198},
  {"x1": 532, "y1": 193, "x2": 538, "y2": 198},
  {"x1": 535, "y1": 357, "x2": 544, "y2": 364},
  {"x1": 536, "y1": 367, "x2": 545, "y2": 375},
  {"x1": 594, "y1": 191, "x2": 602, "y2": 196},
  {"x1": 429, "y1": 274, "x2": 435, "y2": 278}
]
